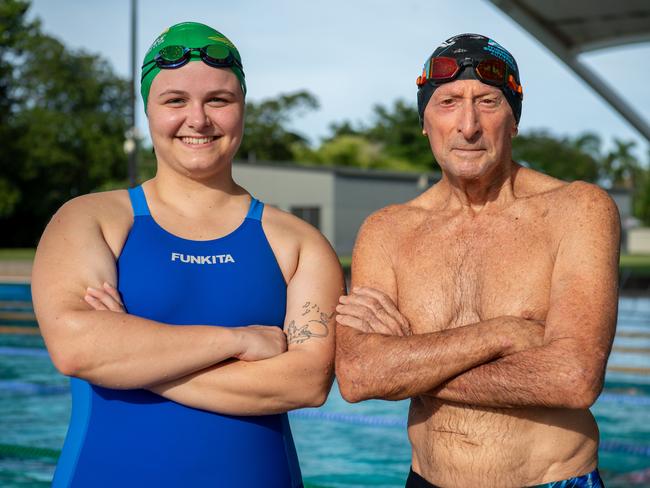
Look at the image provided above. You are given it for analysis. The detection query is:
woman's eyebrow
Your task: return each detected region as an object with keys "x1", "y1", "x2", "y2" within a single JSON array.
[{"x1": 157, "y1": 89, "x2": 188, "y2": 98}]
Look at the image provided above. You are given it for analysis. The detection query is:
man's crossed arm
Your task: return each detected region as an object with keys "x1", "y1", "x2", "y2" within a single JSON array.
[{"x1": 336, "y1": 184, "x2": 619, "y2": 409}]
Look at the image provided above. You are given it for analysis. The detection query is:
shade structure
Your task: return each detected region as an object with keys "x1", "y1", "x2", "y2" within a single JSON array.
[{"x1": 487, "y1": 0, "x2": 650, "y2": 141}]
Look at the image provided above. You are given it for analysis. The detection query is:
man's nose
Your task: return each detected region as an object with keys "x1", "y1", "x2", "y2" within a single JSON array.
[
  {"x1": 457, "y1": 101, "x2": 481, "y2": 140},
  {"x1": 186, "y1": 102, "x2": 211, "y2": 131}
]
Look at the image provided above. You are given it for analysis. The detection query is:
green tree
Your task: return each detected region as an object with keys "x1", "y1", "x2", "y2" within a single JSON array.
[
  {"x1": 512, "y1": 130, "x2": 601, "y2": 182},
  {"x1": 237, "y1": 90, "x2": 318, "y2": 162},
  {"x1": 364, "y1": 100, "x2": 436, "y2": 170},
  {"x1": 325, "y1": 99, "x2": 436, "y2": 171},
  {"x1": 0, "y1": 0, "x2": 130, "y2": 246},
  {"x1": 0, "y1": 0, "x2": 35, "y2": 218},
  {"x1": 602, "y1": 139, "x2": 639, "y2": 189},
  {"x1": 294, "y1": 135, "x2": 415, "y2": 171},
  {"x1": 634, "y1": 149, "x2": 650, "y2": 225}
]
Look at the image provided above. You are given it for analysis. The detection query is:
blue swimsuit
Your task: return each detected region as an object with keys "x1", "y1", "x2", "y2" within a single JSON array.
[{"x1": 53, "y1": 186, "x2": 302, "y2": 487}]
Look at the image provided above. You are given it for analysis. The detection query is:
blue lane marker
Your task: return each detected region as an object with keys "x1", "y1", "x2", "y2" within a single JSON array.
[
  {"x1": 291, "y1": 409, "x2": 405, "y2": 427},
  {"x1": 0, "y1": 346, "x2": 49, "y2": 357},
  {"x1": 0, "y1": 380, "x2": 68, "y2": 396},
  {"x1": 600, "y1": 440, "x2": 650, "y2": 457},
  {"x1": 599, "y1": 393, "x2": 650, "y2": 406}
]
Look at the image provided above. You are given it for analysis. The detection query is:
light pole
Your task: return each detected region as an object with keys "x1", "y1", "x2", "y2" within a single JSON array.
[{"x1": 127, "y1": 0, "x2": 139, "y2": 187}]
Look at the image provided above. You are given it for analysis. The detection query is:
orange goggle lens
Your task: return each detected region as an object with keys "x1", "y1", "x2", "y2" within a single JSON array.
[{"x1": 416, "y1": 56, "x2": 522, "y2": 97}]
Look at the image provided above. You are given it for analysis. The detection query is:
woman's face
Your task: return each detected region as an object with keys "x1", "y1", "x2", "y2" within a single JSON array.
[{"x1": 147, "y1": 61, "x2": 245, "y2": 180}]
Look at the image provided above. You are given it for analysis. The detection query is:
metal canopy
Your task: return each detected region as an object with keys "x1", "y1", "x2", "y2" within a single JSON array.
[{"x1": 487, "y1": 0, "x2": 650, "y2": 141}]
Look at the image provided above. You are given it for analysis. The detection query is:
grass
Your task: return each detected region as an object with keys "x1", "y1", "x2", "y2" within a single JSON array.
[
  {"x1": 339, "y1": 255, "x2": 351, "y2": 273},
  {"x1": 619, "y1": 254, "x2": 650, "y2": 276},
  {"x1": 0, "y1": 248, "x2": 35, "y2": 260}
]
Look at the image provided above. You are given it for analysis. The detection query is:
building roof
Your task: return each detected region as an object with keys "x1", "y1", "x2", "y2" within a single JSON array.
[
  {"x1": 234, "y1": 160, "x2": 441, "y2": 182},
  {"x1": 487, "y1": 0, "x2": 650, "y2": 141}
]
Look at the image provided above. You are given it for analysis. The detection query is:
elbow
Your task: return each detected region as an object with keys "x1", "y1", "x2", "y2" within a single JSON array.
[
  {"x1": 558, "y1": 366, "x2": 604, "y2": 409},
  {"x1": 301, "y1": 373, "x2": 333, "y2": 408},
  {"x1": 335, "y1": 360, "x2": 370, "y2": 404},
  {"x1": 303, "y1": 387, "x2": 329, "y2": 408},
  {"x1": 42, "y1": 312, "x2": 92, "y2": 378},
  {"x1": 335, "y1": 334, "x2": 385, "y2": 403},
  {"x1": 337, "y1": 377, "x2": 364, "y2": 404},
  {"x1": 49, "y1": 349, "x2": 79, "y2": 377},
  {"x1": 48, "y1": 341, "x2": 91, "y2": 378},
  {"x1": 289, "y1": 365, "x2": 334, "y2": 409},
  {"x1": 571, "y1": 377, "x2": 602, "y2": 410}
]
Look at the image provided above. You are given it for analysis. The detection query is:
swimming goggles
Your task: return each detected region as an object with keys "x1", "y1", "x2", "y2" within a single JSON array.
[
  {"x1": 416, "y1": 56, "x2": 523, "y2": 97},
  {"x1": 140, "y1": 44, "x2": 243, "y2": 82}
]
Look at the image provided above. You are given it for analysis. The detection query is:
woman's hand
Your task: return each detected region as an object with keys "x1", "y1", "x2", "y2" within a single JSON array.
[
  {"x1": 85, "y1": 282, "x2": 126, "y2": 313},
  {"x1": 84, "y1": 283, "x2": 286, "y2": 361},
  {"x1": 233, "y1": 325, "x2": 288, "y2": 361}
]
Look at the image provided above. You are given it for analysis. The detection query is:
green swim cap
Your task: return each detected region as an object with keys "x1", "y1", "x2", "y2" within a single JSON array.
[{"x1": 140, "y1": 22, "x2": 246, "y2": 112}]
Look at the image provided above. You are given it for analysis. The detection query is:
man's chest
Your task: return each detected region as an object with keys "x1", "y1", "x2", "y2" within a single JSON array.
[{"x1": 394, "y1": 215, "x2": 557, "y2": 333}]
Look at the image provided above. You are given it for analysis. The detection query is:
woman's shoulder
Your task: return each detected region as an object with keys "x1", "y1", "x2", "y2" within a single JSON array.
[
  {"x1": 47, "y1": 189, "x2": 135, "y2": 244},
  {"x1": 36, "y1": 189, "x2": 137, "y2": 272},
  {"x1": 259, "y1": 203, "x2": 325, "y2": 245},
  {"x1": 259, "y1": 203, "x2": 339, "y2": 281}
]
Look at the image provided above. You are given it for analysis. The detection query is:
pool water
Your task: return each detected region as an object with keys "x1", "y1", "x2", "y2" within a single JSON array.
[{"x1": 1, "y1": 291, "x2": 649, "y2": 487}]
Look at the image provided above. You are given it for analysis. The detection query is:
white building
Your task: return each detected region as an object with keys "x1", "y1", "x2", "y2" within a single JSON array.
[{"x1": 233, "y1": 161, "x2": 438, "y2": 256}]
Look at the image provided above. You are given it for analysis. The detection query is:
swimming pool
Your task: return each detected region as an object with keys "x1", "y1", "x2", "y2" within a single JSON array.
[{"x1": 1, "y1": 285, "x2": 649, "y2": 487}]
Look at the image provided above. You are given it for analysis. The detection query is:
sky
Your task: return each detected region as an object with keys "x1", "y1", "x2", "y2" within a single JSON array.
[{"x1": 28, "y1": 0, "x2": 650, "y2": 160}]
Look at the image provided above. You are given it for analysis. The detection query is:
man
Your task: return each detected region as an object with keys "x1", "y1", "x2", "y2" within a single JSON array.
[{"x1": 335, "y1": 33, "x2": 619, "y2": 488}]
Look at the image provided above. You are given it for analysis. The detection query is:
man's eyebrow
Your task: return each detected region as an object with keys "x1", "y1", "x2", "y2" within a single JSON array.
[{"x1": 434, "y1": 88, "x2": 502, "y2": 99}]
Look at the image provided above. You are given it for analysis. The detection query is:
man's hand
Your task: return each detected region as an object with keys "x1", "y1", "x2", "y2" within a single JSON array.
[
  {"x1": 85, "y1": 283, "x2": 287, "y2": 362},
  {"x1": 499, "y1": 316, "x2": 546, "y2": 356},
  {"x1": 336, "y1": 287, "x2": 411, "y2": 336}
]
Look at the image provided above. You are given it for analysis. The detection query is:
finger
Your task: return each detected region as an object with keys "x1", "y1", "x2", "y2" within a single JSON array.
[
  {"x1": 355, "y1": 287, "x2": 400, "y2": 316},
  {"x1": 341, "y1": 294, "x2": 385, "y2": 319},
  {"x1": 86, "y1": 287, "x2": 124, "y2": 313},
  {"x1": 336, "y1": 303, "x2": 378, "y2": 321},
  {"x1": 338, "y1": 305, "x2": 395, "y2": 335},
  {"x1": 103, "y1": 282, "x2": 124, "y2": 306},
  {"x1": 355, "y1": 287, "x2": 410, "y2": 332},
  {"x1": 344, "y1": 294, "x2": 403, "y2": 335},
  {"x1": 344, "y1": 293, "x2": 384, "y2": 314},
  {"x1": 399, "y1": 319, "x2": 412, "y2": 336},
  {"x1": 338, "y1": 294, "x2": 351, "y2": 304},
  {"x1": 104, "y1": 298, "x2": 126, "y2": 313},
  {"x1": 335, "y1": 314, "x2": 371, "y2": 333},
  {"x1": 337, "y1": 302, "x2": 400, "y2": 335},
  {"x1": 84, "y1": 293, "x2": 108, "y2": 311},
  {"x1": 374, "y1": 308, "x2": 405, "y2": 336}
]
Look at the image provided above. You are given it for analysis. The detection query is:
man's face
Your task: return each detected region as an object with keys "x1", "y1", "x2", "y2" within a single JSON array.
[{"x1": 423, "y1": 79, "x2": 517, "y2": 182}]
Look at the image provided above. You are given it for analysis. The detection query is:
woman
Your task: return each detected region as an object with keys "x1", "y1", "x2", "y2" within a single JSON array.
[{"x1": 32, "y1": 22, "x2": 344, "y2": 488}]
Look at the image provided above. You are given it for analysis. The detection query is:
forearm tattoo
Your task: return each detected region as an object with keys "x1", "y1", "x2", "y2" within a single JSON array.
[{"x1": 286, "y1": 301, "x2": 334, "y2": 345}]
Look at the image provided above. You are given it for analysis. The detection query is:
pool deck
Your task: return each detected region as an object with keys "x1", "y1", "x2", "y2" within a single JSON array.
[{"x1": 0, "y1": 260, "x2": 32, "y2": 283}]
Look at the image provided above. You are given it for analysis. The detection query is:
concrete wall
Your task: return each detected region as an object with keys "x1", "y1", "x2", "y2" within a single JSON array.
[
  {"x1": 628, "y1": 228, "x2": 650, "y2": 255},
  {"x1": 609, "y1": 189, "x2": 632, "y2": 221},
  {"x1": 334, "y1": 172, "x2": 435, "y2": 255},
  {"x1": 232, "y1": 162, "x2": 336, "y2": 244},
  {"x1": 232, "y1": 162, "x2": 439, "y2": 255}
]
